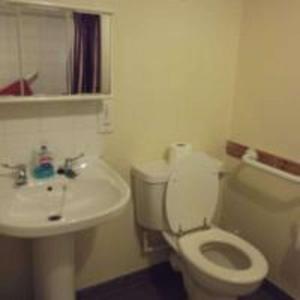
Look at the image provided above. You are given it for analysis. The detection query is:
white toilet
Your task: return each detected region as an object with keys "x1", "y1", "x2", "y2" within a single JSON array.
[{"x1": 132, "y1": 152, "x2": 268, "y2": 300}]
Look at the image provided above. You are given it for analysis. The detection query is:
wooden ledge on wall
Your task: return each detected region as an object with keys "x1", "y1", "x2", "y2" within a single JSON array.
[{"x1": 226, "y1": 140, "x2": 300, "y2": 176}]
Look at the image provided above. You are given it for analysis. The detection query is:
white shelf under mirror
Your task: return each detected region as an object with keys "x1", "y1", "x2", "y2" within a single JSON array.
[
  {"x1": 0, "y1": 94, "x2": 113, "y2": 104},
  {"x1": 2, "y1": 0, "x2": 114, "y2": 15}
]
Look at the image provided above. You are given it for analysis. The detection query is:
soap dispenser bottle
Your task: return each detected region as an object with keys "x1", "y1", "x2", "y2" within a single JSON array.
[{"x1": 33, "y1": 145, "x2": 55, "y2": 179}]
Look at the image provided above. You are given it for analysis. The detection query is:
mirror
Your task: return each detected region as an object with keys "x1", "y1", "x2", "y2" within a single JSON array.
[{"x1": 0, "y1": 2, "x2": 112, "y2": 99}]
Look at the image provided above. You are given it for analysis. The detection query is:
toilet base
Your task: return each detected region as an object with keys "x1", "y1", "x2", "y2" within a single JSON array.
[
  {"x1": 169, "y1": 253, "x2": 236, "y2": 300},
  {"x1": 184, "y1": 272, "x2": 236, "y2": 300}
]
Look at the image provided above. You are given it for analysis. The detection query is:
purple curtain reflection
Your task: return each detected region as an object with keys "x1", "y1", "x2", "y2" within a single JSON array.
[{"x1": 72, "y1": 13, "x2": 101, "y2": 94}]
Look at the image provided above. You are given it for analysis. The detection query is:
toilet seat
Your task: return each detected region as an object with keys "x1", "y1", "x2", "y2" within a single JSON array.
[{"x1": 178, "y1": 228, "x2": 268, "y2": 285}]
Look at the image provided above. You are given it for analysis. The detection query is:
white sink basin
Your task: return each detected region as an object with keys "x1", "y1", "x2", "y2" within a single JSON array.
[
  {"x1": 0, "y1": 157, "x2": 130, "y2": 238},
  {"x1": 0, "y1": 157, "x2": 130, "y2": 300}
]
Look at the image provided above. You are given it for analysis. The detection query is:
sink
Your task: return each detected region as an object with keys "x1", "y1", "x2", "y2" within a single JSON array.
[
  {"x1": 0, "y1": 157, "x2": 130, "y2": 300},
  {"x1": 0, "y1": 157, "x2": 129, "y2": 237}
]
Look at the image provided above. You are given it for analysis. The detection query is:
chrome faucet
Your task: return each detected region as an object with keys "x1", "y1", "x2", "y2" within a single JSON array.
[
  {"x1": 1, "y1": 163, "x2": 27, "y2": 186},
  {"x1": 58, "y1": 153, "x2": 84, "y2": 179}
]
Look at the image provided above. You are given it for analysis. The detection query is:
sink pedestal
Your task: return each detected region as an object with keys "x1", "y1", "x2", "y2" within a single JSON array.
[{"x1": 33, "y1": 234, "x2": 75, "y2": 300}]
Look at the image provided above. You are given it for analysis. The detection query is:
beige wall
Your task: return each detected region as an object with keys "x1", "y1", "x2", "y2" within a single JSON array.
[
  {"x1": 231, "y1": 0, "x2": 300, "y2": 162},
  {"x1": 106, "y1": 0, "x2": 243, "y2": 168},
  {"x1": 221, "y1": 0, "x2": 300, "y2": 298},
  {"x1": 79, "y1": 0, "x2": 242, "y2": 289},
  {"x1": 0, "y1": 0, "x2": 243, "y2": 298}
]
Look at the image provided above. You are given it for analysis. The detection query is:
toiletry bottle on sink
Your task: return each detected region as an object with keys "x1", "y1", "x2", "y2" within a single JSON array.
[{"x1": 33, "y1": 145, "x2": 55, "y2": 179}]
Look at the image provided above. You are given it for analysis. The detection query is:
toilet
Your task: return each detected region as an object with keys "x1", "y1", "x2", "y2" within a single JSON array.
[{"x1": 132, "y1": 152, "x2": 268, "y2": 300}]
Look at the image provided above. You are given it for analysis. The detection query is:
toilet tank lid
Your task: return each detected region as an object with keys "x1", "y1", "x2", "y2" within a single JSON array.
[{"x1": 132, "y1": 160, "x2": 170, "y2": 183}]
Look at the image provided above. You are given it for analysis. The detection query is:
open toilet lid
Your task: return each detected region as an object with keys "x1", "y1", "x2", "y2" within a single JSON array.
[{"x1": 165, "y1": 152, "x2": 221, "y2": 235}]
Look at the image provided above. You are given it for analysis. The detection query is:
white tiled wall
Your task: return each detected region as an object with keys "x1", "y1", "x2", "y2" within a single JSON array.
[
  {"x1": 0, "y1": 102, "x2": 103, "y2": 167},
  {"x1": 22, "y1": 13, "x2": 69, "y2": 95},
  {"x1": 0, "y1": 12, "x2": 19, "y2": 87},
  {"x1": 0, "y1": 10, "x2": 68, "y2": 95}
]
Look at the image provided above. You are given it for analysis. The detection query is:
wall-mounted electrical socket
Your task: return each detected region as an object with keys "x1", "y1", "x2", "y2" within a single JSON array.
[{"x1": 97, "y1": 99, "x2": 113, "y2": 133}]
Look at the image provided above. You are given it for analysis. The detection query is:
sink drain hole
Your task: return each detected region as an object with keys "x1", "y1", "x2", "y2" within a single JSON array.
[{"x1": 48, "y1": 215, "x2": 62, "y2": 222}]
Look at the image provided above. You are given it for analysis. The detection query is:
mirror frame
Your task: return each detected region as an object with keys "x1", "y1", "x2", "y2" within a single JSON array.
[{"x1": 0, "y1": 0, "x2": 113, "y2": 103}]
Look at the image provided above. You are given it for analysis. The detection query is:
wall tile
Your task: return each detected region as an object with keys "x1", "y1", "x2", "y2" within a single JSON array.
[
  {"x1": 0, "y1": 103, "x2": 102, "y2": 165},
  {"x1": 74, "y1": 130, "x2": 103, "y2": 158},
  {"x1": 71, "y1": 103, "x2": 98, "y2": 131},
  {"x1": 3, "y1": 132, "x2": 38, "y2": 163},
  {"x1": 2, "y1": 105, "x2": 41, "y2": 135},
  {"x1": 40, "y1": 103, "x2": 74, "y2": 133}
]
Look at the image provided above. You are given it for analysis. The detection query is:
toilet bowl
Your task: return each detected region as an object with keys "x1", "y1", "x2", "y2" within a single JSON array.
[
  {"x1": 179, "y1": 228, "x2": 267, "y2": 299},
  {"x1": 162, "y1": 227, "x2": 268, "y2": 300},
  {"x1": 132, "y1": 152, "x2": 269, "y2": 300}
]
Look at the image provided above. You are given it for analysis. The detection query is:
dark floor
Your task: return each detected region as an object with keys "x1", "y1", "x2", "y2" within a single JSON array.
[{"x1": 77, "y1": 263, "x2": 293, "y2": 300}]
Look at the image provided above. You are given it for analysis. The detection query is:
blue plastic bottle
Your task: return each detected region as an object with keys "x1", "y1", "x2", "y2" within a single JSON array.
[{"x1": 33, "y1": 145, "x2": 55, "y2": 179}]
